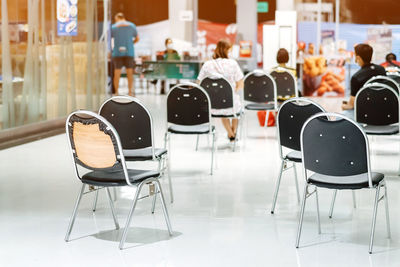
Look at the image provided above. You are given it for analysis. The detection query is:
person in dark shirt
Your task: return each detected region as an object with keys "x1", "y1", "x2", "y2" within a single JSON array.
[{"x1": 342, "y1": 44, "x2": 386, "y2": 110}]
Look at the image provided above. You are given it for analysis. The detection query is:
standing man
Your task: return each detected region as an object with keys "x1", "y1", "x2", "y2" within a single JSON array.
[{"x1": 111, "y1": 13, "x2": 139, "y2": 96}]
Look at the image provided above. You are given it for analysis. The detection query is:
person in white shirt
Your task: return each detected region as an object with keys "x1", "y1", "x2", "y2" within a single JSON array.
[{"x1": 197, "y1": 39, "x2": 244, "y2": 141}]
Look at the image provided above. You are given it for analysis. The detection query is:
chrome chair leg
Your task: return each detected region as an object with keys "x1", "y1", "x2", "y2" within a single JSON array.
[
  {"x1": 293, "y1": 163, "x2": 300, "y2": 204},
  {"x1": 315, "y1": 188, "x2": 321, "y2": 234},
  {"x1": 271, "y1": 160, "x2": 285, "y2": 214},
  {"x1": 92, "y1": 187, "x2": 99, "y2": 212},
  {"x1": 210, "y1": 131, "x2": 216, "y2": 175},
  {"x1": 167, "y1": 155, "x2": 174, "y2": 203},
  {"x1": 264, "y1": 110, "x2": 270, "y2": 128},
  {"x1": 352, "y1": 191, "x2": 357, "y2": 209},
  {"x1": 296, "y1": 184, "x2": 309, "y2": 248},
  {"x1": 155, "y1": 179, "x2": 173, "y2": 236},
  {"x1": 329, "y1": 190, "x2": 337, "y2": 219},
  {"x1": 369, "y1": 185, "x2": 381, "y2": 254},
  {"x1": 195, "y1": 135, "x2": 200, "y2": 151},
  {"x1": 384, "y1": 182, "x2": 391, "y2": 238},
  {"x1": 119, "y1": 184, "x2": 142, "y2": 250},
  {"x1": 113, "y1": 187, "x2": 117, "y2": 202},
  {"x1": 151, "y1": 193, "x2": 157, "y2": 214},
  {"x1": 65, "y1": 184, "x2": 86, "y2": 242},
  {"x1": 106, "y1": 187, "x2": 120, "y2": 230}
]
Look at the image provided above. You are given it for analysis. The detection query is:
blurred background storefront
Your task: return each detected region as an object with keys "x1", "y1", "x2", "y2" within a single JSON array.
[{"x1": 1, "y1": 0, "x2": 400, "y2": 146}]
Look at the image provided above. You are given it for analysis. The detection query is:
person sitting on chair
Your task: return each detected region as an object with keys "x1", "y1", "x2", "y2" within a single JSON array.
[
  {"x1": 342, "y1": 43, "x2": 386, "y2": 111},
  {"x1": 381, "y1": 53, "x2": 400, "y2": 68},
  {"x1": 272, "y1": 48, "x2": 296, "y2": 77},
  {"x1": 197, "y1": 39, "x2": 244, "y2": 141}
]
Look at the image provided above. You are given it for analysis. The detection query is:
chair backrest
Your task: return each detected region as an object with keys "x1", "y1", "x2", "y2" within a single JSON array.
[
  {"x1": 387, "y1": 73, "x2": 400, "y2": 87},
  {"x1": 277, "y1": 98, "x2": 325, "y2": 155},
  {"x1": 66, "y1": 110, "x2": 127, "y2": 173},
  {"x1": 365, "y1": 75, "x2": 399, "y2": 94},
  {"x1": 355, "y1": 83, "x2": 399, "y2": 126},
  {"x1": 243, "y1": 70, "x2": 277, "y2": 105},
  {"x1": 200, "y1": 75, "x2": 234, "y2": 110},
  {"x1": 301, "y1": 113, "x2": 372, "y2": 187},
  {"x1": 167, "y1": 82, "x2": 211, "y2": 128},
  {"x1": 99, "y1": 96, "x2": 154, "y2": 152},
  {"x1": 270, "y1": 68, "x2": 297, "y2": 99}
]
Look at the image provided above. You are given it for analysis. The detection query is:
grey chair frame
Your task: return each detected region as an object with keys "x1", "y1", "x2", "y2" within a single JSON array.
[
  {"x1": 269, "y1": 67, "x2": 299, "y2": 99},
  {"x1": 243, "y1": 70, "x2": 278, "y2": 129},
  {"x1": 98, "y1": 96, "x2": 173, "y2": 212},
  {"x1": 64, "y1": 110, "x2": 173, "y2": 250},
  {"x1": 200, "y1": 74, "x2": 243, "y2": 151},
  {"x1": 365, "y1": 75, "x2": 400, "y2": 93},
  {"x1": 296, "y1": 112, "x2": 390, "y2": 254},
  {"x1": 165, "y1": 82, "x2": 217, "y2": 175},
  {"x1": 271, "y1": 97, "x2": 325, "y2": 214}
]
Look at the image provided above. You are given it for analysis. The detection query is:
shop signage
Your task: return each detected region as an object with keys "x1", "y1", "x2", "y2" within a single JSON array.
[
  {"x1": 257, "y1": 2, "x2": 269, "y2": 13},
  {"x1": 57, "y1": 0, "x2": 78, "y2": 36}
]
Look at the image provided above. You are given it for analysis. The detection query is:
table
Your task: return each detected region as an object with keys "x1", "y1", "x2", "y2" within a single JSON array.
[{"x1": 139, "y1": 60, "x2": 203, "y2": 80}]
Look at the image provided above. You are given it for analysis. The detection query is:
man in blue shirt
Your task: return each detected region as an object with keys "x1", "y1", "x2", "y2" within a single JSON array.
[{"x1": 111, "y1": 13, "x2": 139, "y2": 96}]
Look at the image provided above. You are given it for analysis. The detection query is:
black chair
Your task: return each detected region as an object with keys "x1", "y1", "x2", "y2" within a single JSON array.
[
  {"x1": 200, "y1": 75, "x2": 242, "y2": 151},
  {"x1": 270, "y1": 67, "x2": 298, "y2": 101},
  {"x1": 65, "y1": 110, "x2": 172, "y2": 250},
  {"x1": 243, "y1": 70, "x2": 277, "y2": 127},
  {"x1": 165, "y1": 82, "x2": 217, "y2": 174},
  {"x1": 365, "y1": 75, "x2": 400, "y2": 94},
  {"x1": 98, "y1": 96, "x2": 173, "y2": 211},
  {"x1": 271, "y1": 97, "x2": 325, "y2": 214},
  {"x1": 296, "y1": 112, "x2": 390, "y2": 254},
  {"x1": 355, "y1": 83, "x2": 399, "y2": 135},
  {"x1": 387, "y1": 72, "x2": 400, "y2": 87}
]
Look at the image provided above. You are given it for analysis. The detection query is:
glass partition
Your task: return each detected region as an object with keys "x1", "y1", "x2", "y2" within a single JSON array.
[{"x1": 0, "y1": 0, "x2": 109, "y2": 131}]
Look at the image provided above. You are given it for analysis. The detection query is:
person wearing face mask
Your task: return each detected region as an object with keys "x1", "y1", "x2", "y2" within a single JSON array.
[
  {"x1": 156, "y1": 38, "x2": 181, "y2": 94},
  {"x1": 197, "y1": 39, "x2": 244, "y2": 141},
  {"x1": 342, "y1": 44, "x2": 386, "y2": 111},
  {"x1": 164, "y1": 38, "x2": 180, "y2": 61}
]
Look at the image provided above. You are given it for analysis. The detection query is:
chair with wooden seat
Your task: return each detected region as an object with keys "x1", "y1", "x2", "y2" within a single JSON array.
[
  {"x1": 98, "y1": 96, "x2": 173, "y2": 211},
  {"x1": 64, "y1": 110, "x2": 173, "y2": 250}
]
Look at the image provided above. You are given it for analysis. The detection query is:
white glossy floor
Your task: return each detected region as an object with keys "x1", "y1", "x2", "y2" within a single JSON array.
[{"x1": 1, "y1": 95, "x2": 400, "y2": 267}]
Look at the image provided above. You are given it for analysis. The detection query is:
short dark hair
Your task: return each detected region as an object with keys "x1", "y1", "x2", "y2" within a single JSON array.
[
  {"x1": 115, "y1": 13, "x2": 125, "y2": 20},
  {"x1": 276, "y1": 48, "x2": 289, "y2": 64},
  {"x1": 354, "y1": 44, "x2": 373, "y2": 63},
  {"x1": 386, "y1": 53, "x2": 396, "y2": 62}
]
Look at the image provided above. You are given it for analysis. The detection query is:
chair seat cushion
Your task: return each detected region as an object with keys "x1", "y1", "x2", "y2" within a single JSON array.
[
  {"x1": 285, "y1": 150, "x2": 302, "y2": 163},
  {"x1": 212, "y1": 112, "x2": 242, "y2": 118},
  {"x1": 308, "y1": 172, "x2": 384, "y2": 190},
  {"x1": 360, "y1": 124, "x2": 399, "y2": 135},
  {"x1": 245, "y1": 103, "x2": 275, "y2": 111},
  {"x1": 168, "y1": 124, "x2": 214, "y2": 134},
  {"x1": 124, "y1": 147, "x2": 167, "y2": 161},
  {"x1": 82, "y1": 169, "x2": 160, "y2": 187}
]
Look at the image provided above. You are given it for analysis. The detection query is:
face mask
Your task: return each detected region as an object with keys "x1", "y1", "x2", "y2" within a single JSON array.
[{"x1": 166, "y1": 44, "x2": 173, "y2": 50}]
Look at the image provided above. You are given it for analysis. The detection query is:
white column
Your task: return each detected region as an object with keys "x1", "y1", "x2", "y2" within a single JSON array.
[
  {"x1": 169, "y1": 0, "x2": 194, "y2": 43},
  {"x1": 236, "y1": 0, "x2": 258, "y2": 70},
  {"x1": 276, "y1": 0, "x2": 295, "y2": 10},
  {"x1": 316, "y1": 0, "x2": 322, "y2": 54},
  {"x1": 335, "y1": 0, "x2": 340, "y2": 51}
]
